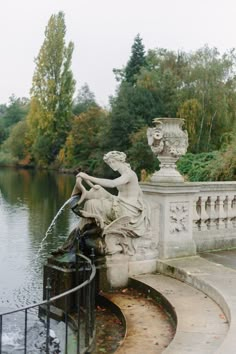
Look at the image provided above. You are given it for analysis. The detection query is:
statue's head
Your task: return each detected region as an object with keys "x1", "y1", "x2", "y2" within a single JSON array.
[{"x1": 103, "y1": 151, "x2": 130, "y2": 170}]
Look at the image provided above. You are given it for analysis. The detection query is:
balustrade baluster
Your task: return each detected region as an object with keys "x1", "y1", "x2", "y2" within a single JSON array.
[
  {"x1": 227, "y1": 195, "x2": 234, "y2": 228},
  {"x1": 193, "y1": 197, "x2": 201, "y2": 230},
  {"x1": 223, "y1": 196, "x2": 231, "y2": 228},
  {"x1": 216, "y1": 196, "x2": 226, "y2": 229},
  {"x1": 199, "y1": 196, "x2": 209, "y2": 231},
  {"x1": 206, "y1": 196, "x2": 217, "y2": 230},
  {"x1": 231, "y1": 196, "x2": 236, "y2": 228}
]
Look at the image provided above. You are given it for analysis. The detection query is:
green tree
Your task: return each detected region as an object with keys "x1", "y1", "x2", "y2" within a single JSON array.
[
  {"x1": 136, "y1": 46, "x2": 236, "y2": 152},
  {"x1": 0, "y1": 95, "x2": 29, "y2": 128},
  {"x1": 108, "y1": 83, "x2": 159, "y2": 151},
  {"x1": 72, "y1": 83, "x2": 97, "y2": 115},
  {"x1": 113, "y1": 34, "x2": 146, "y2": 85},
  {"x1": 0, "y1": 96, "x2": 29, "y2": 145},
  {"x1": 0, "y1": 104, "x2": 7, "y2": 117},
  {"x1": 125, "y1": 34, "x2": 146, "y2": 84},
  {"x1": 3, "y1": 120, "x2": 28, "y2": 160},
  {"x1": 108, "y1": 48, "x2": 185, "y2": 153},
  {"x1": 180, "y1": 46, "x2": 236, "y2": 152},
  {"x1": 177, "y1": 99, "x2": 202, "y2": 152},
  {"x1": 0, "y1": 121, "x2": 7, "y2": 145},
  {"x1": 58, "y1": 106, "x2": 109, "y2": 175},
  {"x1": 137, "y1": 48, "x2": 187, "y2": 117},
  {"x1": 127, "y1": 126, "x2": 159, "y2": 179},
  {"x1": 177, "y1": 152, "x2": 219, "y2": 181},
  {"x1": 27, "y1": 11, "x2": 75, "y2": 166}
]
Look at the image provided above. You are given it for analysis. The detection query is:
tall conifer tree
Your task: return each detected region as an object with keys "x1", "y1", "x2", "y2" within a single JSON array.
[{"x1": 125, "y1": 34, "x2": 146, "y2": 84}]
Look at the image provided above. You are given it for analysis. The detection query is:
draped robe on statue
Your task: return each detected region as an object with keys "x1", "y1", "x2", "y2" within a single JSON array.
[{"x1": 79, "y1": 185, "x2": 150, "y2": 238}]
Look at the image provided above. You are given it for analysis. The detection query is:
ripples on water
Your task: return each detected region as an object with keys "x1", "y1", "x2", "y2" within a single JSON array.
[{"x1": 0, "y1": 169, "x2": 77, "y2": 309}]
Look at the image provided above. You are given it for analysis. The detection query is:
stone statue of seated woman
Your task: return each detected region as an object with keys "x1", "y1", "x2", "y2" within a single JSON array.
[{"x1": 54, "y1": 151, "x2": 153, "y2": 257}]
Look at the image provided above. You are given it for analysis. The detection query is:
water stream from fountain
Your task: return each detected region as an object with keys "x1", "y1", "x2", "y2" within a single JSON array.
[{"x1": 36, "y1": 195, "x2": 79, "y2": 258}]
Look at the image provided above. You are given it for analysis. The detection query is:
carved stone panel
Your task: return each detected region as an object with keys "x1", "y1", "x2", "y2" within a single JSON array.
[{"x1": 169, "y1": 202, "x2": 189, "y2": 234}]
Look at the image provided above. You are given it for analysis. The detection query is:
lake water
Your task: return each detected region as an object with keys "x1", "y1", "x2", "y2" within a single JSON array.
[{"x1": 0, "y1": 168, "x2": 78, "y2": 309}]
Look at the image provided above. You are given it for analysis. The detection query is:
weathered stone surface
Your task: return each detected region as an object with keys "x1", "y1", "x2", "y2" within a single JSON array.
[{"x1": 142, "y1": 182, "x2": 198, "y2": 259}]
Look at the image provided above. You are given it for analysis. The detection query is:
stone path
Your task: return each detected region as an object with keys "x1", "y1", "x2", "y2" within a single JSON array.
[
  {"x1": 131, "y1": 274, "x2": 228, "y2": 354},
  {"x1": 156, "y1": 254, "x2": 236, "y2": 353},
  {"x1": 102, "y1": 250, "x2": 236, "y2": 353},
  {"x1": 201, "y1": 249, "x2": 236, "y2": 270},
  {"x1": 103, "y1": 270, "x2": 228, "y2": 354}
]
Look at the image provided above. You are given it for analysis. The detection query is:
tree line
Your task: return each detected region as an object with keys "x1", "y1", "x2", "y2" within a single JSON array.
[{"x1": 1, "y1": 12, "x2": 236, "y2": 181}]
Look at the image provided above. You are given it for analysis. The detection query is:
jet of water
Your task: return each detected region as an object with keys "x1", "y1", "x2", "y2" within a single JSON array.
[{"x1": 36, "y1": 195, "x2": 80, "y2": 258}]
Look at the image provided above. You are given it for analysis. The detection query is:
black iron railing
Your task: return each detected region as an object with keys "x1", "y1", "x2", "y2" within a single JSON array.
[{"x1": 0, "y1": 253, "x2": 96, "y2": 354}]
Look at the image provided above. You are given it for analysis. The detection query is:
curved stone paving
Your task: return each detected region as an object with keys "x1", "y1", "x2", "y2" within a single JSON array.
[
  {"x1": 103, "y1": 272, "x2": 228, "y2": 354},
  {"x1": 132, "y1": 274, "x2": 228, "y2": 354},
  {"x1": 104, "y1": 288, "x2": 175, "y2": 354},
  {"x1": 98, "y1": 250, "x2": 236, "y2": 353},
  {"x1": 156, "y1": 255, "x2": 236, "y2": 353}
]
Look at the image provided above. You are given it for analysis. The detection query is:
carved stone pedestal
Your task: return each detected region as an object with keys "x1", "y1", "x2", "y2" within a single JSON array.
[
  {"x1": 141, "y1": 182, "x2": 198, "y2": 259},
  {"x1": 106, "y1": 254, "x2": 129, "y2": 288},
  {"x1": 151, "y1": 156, "x2": 184, "y2": 183},
  {"x1": 96, "y1": 251, "x2": 159, "y2": 291},
  {"x1": 95, "y1": 255, "x2": 129, "y2": 291}
]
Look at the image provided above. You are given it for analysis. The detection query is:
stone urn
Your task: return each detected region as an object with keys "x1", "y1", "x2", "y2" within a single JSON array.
[{"x1": 147, "y1": 118, "x2": 188, "y2": 182}]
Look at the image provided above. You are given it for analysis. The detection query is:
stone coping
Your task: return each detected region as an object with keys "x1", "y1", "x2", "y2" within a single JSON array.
[
  {"x1": 141, "y1": 180, "x2": 236, "y2": 193},
  {"x1": 156, "y1": 256, "x2": 236, "y2": 353}
]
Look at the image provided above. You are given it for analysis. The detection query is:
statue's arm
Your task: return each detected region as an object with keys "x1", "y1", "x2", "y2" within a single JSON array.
[{"x1": 77, "y1": 172, "x2": 130, "y2": 189}]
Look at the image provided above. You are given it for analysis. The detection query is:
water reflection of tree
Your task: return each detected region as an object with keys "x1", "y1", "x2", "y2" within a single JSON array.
[{"x1": 0, "y1": 168, "x2": 75, "y2": 249}]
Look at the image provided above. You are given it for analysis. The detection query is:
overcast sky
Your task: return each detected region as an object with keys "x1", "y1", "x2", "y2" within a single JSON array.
[{"x1": 0, "y1": 0, "x2": 236, "y2": 106}]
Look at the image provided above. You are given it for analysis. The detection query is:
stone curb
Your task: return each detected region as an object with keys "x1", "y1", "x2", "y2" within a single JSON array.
[
  {"x1": 156, "y1": 256, "x2": 236, "y2": 354},
  {"x1": 132, "y1": 273, "x2": 228, "y2": 354}
]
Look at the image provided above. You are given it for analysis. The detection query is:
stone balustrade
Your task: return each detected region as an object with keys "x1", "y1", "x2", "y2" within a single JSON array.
[
  {"x1": 192, "y1": 182, "x2": 236, "y2": 252},
  {"x1": 141, "y1": 181, "x2": 236, "y2": 259}
]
